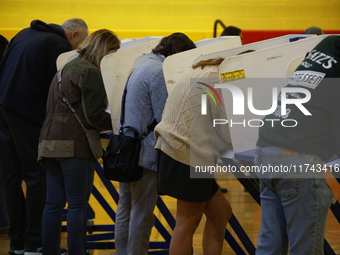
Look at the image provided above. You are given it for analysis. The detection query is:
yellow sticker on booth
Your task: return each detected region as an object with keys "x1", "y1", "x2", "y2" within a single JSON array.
[{"x1": 220, "y1": 69, "x2": 246, "y2": 82}]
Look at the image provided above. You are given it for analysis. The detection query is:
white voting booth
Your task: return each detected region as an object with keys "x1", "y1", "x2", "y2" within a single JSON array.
[
  {"x1": 194, "y1": 36, "x2": 236, "y2": 47},
  {"x1": 193, "y1": 34, "x2": 314, "y2": 65},
  {"x1": 100, "y1": 38, "x2": 162, "y2": 133},
  {"x1": 56, "y1": 50, "x2": 77, "y2": 70},
  {"x1": 56, "y1": 36, "x2": 162, "y2": 70},
  {"x1": 163, "y1": 36, "x2": 242, "y2": 95},
  {"x1": 56, "y1": 37, "x2": 162, "y2": 71},
  {"x1": 118, "y1": 36, "x2": 162, "y2": 51},
  {"x1": 217, "y1": 35, "x2": 325, "y2": 154}
]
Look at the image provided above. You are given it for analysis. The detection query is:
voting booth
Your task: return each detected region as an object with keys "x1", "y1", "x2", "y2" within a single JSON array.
[
  {"x1": 193, "y1": 34, "x2": 315, "y2": 65},
  {"x1": 56, "y1": 37, "x2": 162, "y2": 71},
  {"x1": 163, "y1": 36, "x2": 242, "y2": 95},
  {"x1": 100, "y1": 38, "x2": 162, "y2": 133},
  {"x1": 118, "y1": 36, "x2": 162, "y2": 51},
  {"x1": 217, "y1": 35, "x2": 324, "y2": 153},
  {"x1": 194, "y1": 36, "x2": 237, "y2": 47}
]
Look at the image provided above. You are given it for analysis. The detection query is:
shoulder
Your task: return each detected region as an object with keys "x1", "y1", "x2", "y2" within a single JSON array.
[
  {"x1": 129, "y1": 55, "x2": 164, "y2": 86},
  {"x1": 139, "y1": 54, "x2": 164, "y2": 73},
  {"x1": 66, "y1": 57, "x2": 98, "y2": 72},
  {"x1": 64, "y1": 58, "x2": 101, "y2": 82}
]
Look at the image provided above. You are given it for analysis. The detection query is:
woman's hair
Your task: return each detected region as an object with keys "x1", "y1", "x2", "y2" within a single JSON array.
[
  {"x1": 152, "y1": 32, "x2": 196, "y2": 58},
  {"x1": 77, "y1": 29, "x2": 120, "y2": 68},
  {"x1": 192, "y1": 58, "x2": 225, "y2": 69}
]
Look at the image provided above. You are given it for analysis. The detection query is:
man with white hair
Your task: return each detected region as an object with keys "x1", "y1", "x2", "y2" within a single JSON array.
[{"x1": 0, "y1": 18, "x2": 88, "y2": 255}]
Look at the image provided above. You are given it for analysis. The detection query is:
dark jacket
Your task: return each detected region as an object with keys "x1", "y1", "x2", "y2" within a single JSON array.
[
  {"x1": 0, "y1": 20, "x2": 71, "y2": 125},
  {"x1": 38, "y1": 57, "x2": 112, "y2": 161}
]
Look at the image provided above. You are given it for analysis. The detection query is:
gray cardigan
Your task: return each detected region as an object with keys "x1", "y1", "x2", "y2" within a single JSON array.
[{"x1": 123, "y1": 54, "x2": 168, "y2": 171}]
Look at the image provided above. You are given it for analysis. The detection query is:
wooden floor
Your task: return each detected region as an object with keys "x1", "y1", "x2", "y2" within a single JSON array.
[{"x1": 1, "y1": 172, "x2": 340, "y2": 255}]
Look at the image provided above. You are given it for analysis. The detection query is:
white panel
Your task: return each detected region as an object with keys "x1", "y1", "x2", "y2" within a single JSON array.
[
  {"x1": 100, "y1": 38, "x2": 162, "y2": 133},
  {"x1": 56, "y1": 50, "x2": 77, "y2": 70},
  {"x1": 217, "y1": 35, "x2": 325, "y2": 153},
  {"x1": 118, "y1": 36, "x2": 163, "y2": 51},
  {"x1": 56, "y1": 37, "x2": 162, "y2": 71},
  {"x1": 216, "y1": 79, "x2": 287, "y2": 154},
  {"x1": 194, "y1": 36, "x2": 238, "y2": 47},
  {"x1": 163, "y1": 36, "x2": 241, "y2": 95},
  {"x1": 193, "y1": 34, "x2": 315, "y2": 65},
  {"x1": 219, "y1": 36, "x2": 324, "y2": 79}
]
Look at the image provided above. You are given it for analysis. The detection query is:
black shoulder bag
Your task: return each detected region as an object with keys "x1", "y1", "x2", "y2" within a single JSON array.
[{"x1": 102, "y1": 84, "x2": 157, "y2": 182}]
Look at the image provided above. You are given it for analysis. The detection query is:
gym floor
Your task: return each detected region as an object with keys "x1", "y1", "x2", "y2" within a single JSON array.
[{"x1": 1, "y1": 171, "x2": 339, "y2": 255}]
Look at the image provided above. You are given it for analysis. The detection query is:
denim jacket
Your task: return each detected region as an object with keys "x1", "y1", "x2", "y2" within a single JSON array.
[{"x1": 123, "y1": 54, "x2": 168, "y2": 171}]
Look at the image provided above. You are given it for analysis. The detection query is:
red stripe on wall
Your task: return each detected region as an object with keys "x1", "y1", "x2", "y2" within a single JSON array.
[{"x1": 242, "y1": 30, "x2": 340, "y2": 44}]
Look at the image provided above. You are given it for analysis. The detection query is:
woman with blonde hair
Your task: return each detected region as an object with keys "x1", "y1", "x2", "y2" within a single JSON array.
[
  {"x1": 155, "y1": 58, "x2": 232, "y2": 254},
  {"x1": 38, "y1": 29, "x2": 120, "y2": 255}
]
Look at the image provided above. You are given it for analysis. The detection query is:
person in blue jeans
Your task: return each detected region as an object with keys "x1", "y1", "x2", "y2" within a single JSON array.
[
  {"x1": 38, "y1": 29, "x2": 120, "y2": 255},
  {"x1": 255, "y1": 35, "x2": 340, "y2": 254}
]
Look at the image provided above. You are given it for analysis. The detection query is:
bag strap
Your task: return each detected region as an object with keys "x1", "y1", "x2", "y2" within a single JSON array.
[
  {"x1": 141, "y1": 119, "x2": 158, "y2": 139},
  {"x1": 57, "y1": 66, "x2": 88, "y2": 134},
  {"x1": 120, "y1": 81, "x2": 127, "y2": 127},
  {"x1": 120, "y1": 72, "x2": 157, "y2": 140}
]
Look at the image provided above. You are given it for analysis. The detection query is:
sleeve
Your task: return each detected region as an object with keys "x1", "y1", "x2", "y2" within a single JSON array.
[
  {"x1": 45, "y1": 36, "x2": 71, "y2": 87},
  {"x1": 208, "y1": 70, "x2": 233, "y2": 148},
  {"x1": 331, "y1": 84, "x2": 340, "y2": 158},
  {"x1": 149, "y1": 68, "x2": 168, "y2": 123},
  {"x1": 81, "y1": 67, "x2": 112, "y2": 131}
]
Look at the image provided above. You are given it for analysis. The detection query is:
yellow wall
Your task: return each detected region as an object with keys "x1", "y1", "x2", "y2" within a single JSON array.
[{"x1": 0, "y1": 0, "x2": 339, "y2": 41}]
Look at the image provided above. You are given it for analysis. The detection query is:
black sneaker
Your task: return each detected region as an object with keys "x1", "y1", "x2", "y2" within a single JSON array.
[{"x1": 60, "y1": 248, "x2": 67, "y2": 255}]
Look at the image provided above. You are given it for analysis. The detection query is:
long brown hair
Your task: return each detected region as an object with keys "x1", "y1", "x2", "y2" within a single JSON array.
[
  {"x1": 77, "y1": 29, "x2": 120, "y2": 68},
  {"x1": 192, "y1": 58, "x2": 225, "y2": 69}
]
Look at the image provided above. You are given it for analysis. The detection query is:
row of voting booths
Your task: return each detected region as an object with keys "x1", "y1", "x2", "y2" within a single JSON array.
[{"x1": 57, "y1": 33, "x2": 340, "y2": 254}]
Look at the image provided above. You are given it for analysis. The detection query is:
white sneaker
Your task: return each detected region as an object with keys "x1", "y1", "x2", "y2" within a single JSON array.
[
  {"x1": 24, "y1": 248, "x2": 67, "y2": 255},
  {"x1": 8, "y1": 250, "x2": 24, "y2": 255},
  {"x1": 24, "y1": 247, "x2": 42, "y2": 255}
]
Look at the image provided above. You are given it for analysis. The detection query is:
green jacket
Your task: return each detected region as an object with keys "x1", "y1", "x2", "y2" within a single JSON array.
[{"x1": 38, "y1": 57, "x2": 112, "y2": 161}]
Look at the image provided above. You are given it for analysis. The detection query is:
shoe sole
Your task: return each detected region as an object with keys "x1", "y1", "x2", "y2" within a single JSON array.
[
  {"x1": 24, "y1": 253, "x2": 66, "y2": 255},
  {"x1": 8, "y1": 252, "x2": 24, "y2": 255}
]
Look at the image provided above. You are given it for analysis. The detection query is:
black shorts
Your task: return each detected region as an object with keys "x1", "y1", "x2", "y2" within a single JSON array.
[{"x1": 157, "y1": 150, "x2": 219, "y2": 202}]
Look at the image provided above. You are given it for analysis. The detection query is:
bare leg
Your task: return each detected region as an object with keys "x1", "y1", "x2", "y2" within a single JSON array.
[
  {"x1": 169, "y1": 200, "x2": 206, "y2": 255},
  {"x1": 202, "y1": 189, "x2": 232, "y2": 255}
]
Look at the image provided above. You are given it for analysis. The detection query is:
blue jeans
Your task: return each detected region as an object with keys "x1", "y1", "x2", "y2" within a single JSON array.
[
  {"x1": 254, "y1": 146, "x2": 332, "y2": 255},
  {"x1": 115, "y1": 169, "x2": 158, "y2": 255},
  {"x1": 42, "y1": 158, "x2": 94, "y2": 255}
]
